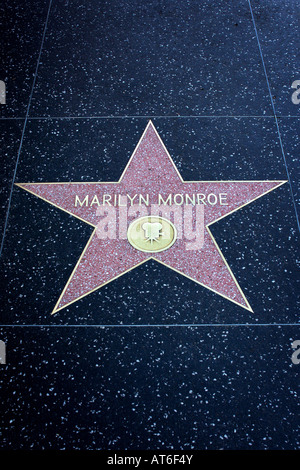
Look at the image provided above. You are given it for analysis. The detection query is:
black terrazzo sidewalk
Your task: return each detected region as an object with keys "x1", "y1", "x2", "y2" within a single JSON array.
[{"x1": 0, "y1": 0, "x2": 299, "y2": 450}]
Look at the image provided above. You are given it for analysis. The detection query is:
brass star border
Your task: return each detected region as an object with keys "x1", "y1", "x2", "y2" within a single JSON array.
[{"x1": 15, "y1": 121, "x2": 286, "y2": 315}]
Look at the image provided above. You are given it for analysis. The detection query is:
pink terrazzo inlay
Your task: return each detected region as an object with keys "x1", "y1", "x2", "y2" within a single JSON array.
[{"x1": 17, "y1": 121, "x2": 286, "y2": 314}]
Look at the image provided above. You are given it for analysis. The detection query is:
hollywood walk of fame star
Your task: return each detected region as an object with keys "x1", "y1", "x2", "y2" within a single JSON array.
[{"x1": 15, "y1": 121, "x2": 286, "y2": 314}]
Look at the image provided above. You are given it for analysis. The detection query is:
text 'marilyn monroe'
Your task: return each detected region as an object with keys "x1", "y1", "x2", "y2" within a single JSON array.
[{"x1": 74, "y1": 193, "x2": 229, "y2": 207}]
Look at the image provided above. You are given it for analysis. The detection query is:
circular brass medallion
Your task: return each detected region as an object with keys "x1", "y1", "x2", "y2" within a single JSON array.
[{"x1": 127, "y1": 216, "x2": 177, "y2": 253}]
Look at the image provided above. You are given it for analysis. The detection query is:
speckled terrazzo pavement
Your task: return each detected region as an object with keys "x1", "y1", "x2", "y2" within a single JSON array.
[{"x1": 0, "y1": 0, "x2": 299, "y2": 451}]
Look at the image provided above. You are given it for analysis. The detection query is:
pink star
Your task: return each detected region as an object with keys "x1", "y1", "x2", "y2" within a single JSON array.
[{"x1": 16, "y1": 122, "x2": 286, "y2": 314}]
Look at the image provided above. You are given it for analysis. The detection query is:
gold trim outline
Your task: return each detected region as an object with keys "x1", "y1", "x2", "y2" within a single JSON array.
[{"x1": 15, "y1": 121, "x2": 287, "y2": 315}]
